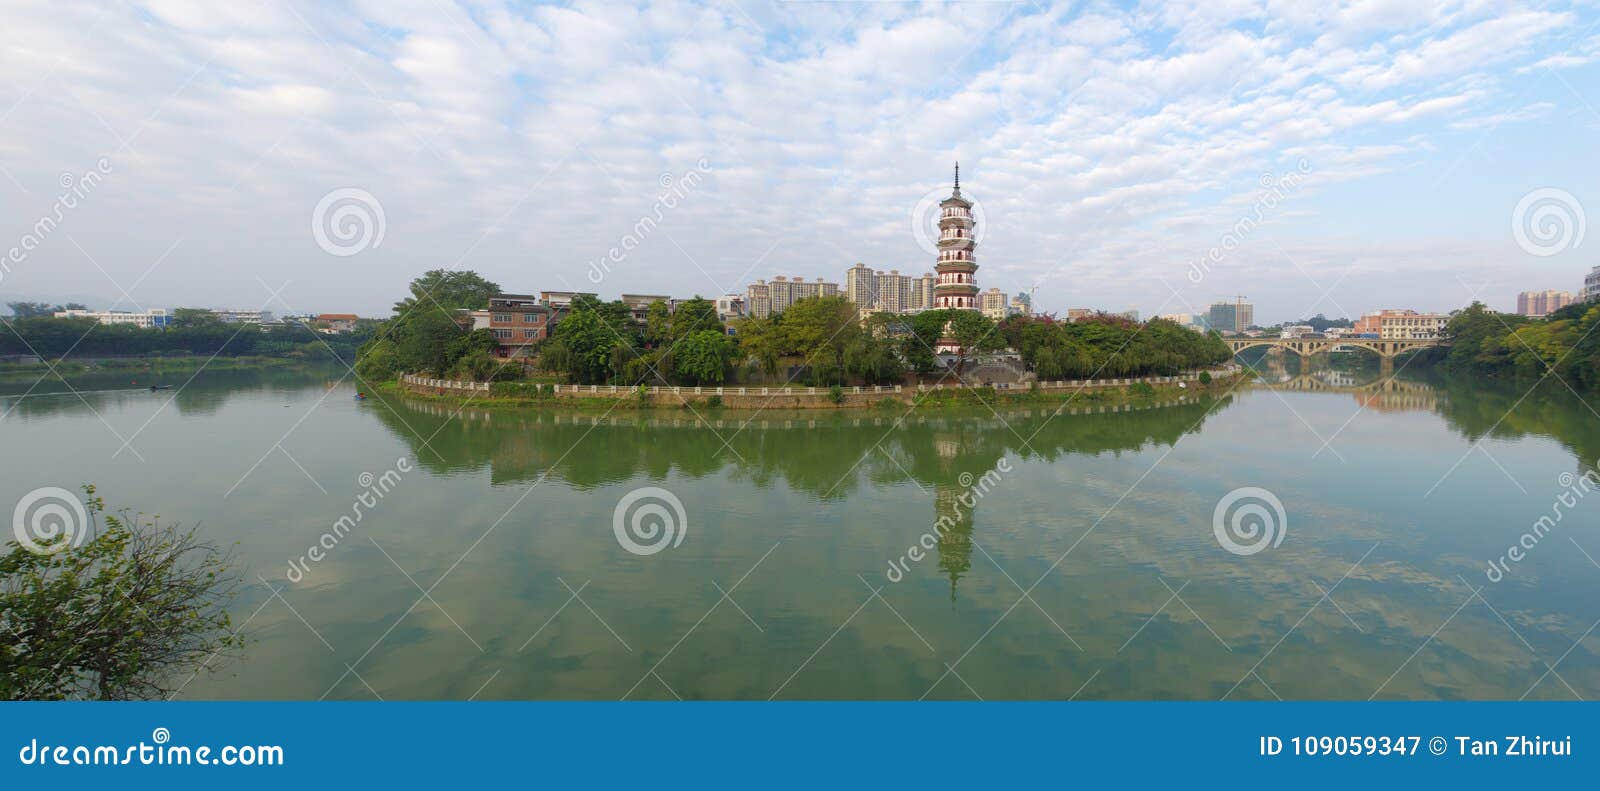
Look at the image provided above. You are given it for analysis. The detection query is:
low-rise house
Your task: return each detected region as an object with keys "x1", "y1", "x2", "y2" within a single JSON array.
[
  {"x1": 714, "y1": 294, "x2": 745, "y2": 322},
  {"x1": 315, "y1": 313, "x2": 360, "y2": 333},
  {"x1": 487, "y1": 295, "x2": 548, "y2": 360},
  {"x1": 621, "y1": 294, "x2": 670, "y2": 323}
]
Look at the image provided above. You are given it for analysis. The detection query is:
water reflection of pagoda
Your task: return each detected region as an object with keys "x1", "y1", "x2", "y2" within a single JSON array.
[
  {"x1": 931, "y1": 430, "x2": 981, "y2": 601},
  {"x1": 933, "y1": 481, "x2": 976, "y2": 600}
]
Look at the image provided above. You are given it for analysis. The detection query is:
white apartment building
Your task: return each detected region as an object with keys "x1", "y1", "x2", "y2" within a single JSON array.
[
  {"x1": 845, "y1": 263, "x2": 876, "y2": 307},
  {"x1": 53, "y1": 308, "x2": 171, "y2": 328},
  {"x1": 212, "y1": 309, "x2": 274, "y2": 324},
  {"x1": 980, "y1": 287, "x2": 1010, "y2": 320},
  {"x1": 1355, "y1": 310, "x2": 1448, "y2": 339},
  {"x1": 842, "y1": 265, "x2": 937, "y2": 316},
  {"x1": 1586, "y1": 266, "x2": 1600, "y2": 303},
  {"x1": 744, "y1": 276, "x2": 839, "y2": 318}
]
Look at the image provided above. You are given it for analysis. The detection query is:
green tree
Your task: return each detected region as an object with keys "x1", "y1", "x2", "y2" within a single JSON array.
[
  {"x1": 390, "y1": 269, "x2": 501, "y2": 315},
  {"x1": 674, "y1": 329, "x2": 736, "y2": 385},
  {"x1": 170, "y1": 308, "x2": 223, "y2": 328},
  {"x1": 943, "y1": 309, "x2": 1001, "y2": 376},
  {"x1": 545, "y1": 306, "x2": 631, "y2": 384},
  {"x1": 444, "y1": 328, "x2": 506, "y2": 381},
  {"x1": 7, "y1": 302, "x2": 83, "y2": 318},
  {"x1": 906, "y1": 310, "x2": 954, "y2": 373},
  {"x1": 779, "y1": 296, "x2": 860, "y2": 383},
  {"x1": 1, "y1": 487, "x2": 243, "y2": 700},
  {"x1": 354, "y1": 269, "x2": 501, "y2": 380},
  {"x1": 733, "y1": 316, "x2": 783, "y2": 377},
  {"x1": 643, "y1": 300, "x2": 673, "y2": 347},
  {"x1": 844, "y1": 332, "x2": 905, "y2": 384},
  {"x1": 390, "y1": 309, "x2": 466, "y2": 376},
  {"x1": 669, "y1": 297, "x2": 722, "y2": 341}
]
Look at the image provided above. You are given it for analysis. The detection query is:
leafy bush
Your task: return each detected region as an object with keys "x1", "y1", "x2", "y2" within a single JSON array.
[
  {"x1": 1, "y1": 486, "x2": 242, "y2": 700},
  {"x1": 1198, "y1": 371, "x2": 1212, "y2": 384},
  {"x1": 828, "y1": 384, "x2": 844, "y2": 404}
]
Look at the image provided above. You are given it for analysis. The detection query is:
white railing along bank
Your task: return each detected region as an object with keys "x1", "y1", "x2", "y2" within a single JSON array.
[{"x1": 399, "y1": 364, "x2": 1240, "y2": 398}]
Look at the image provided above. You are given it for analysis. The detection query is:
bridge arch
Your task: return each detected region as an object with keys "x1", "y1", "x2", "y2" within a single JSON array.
[{"x1": 1224, "y1": 337, "x2": 1441, "y2": 360}]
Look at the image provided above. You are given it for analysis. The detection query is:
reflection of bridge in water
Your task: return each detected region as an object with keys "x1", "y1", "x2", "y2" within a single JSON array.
[{"x1": 1254, "y1": 374, "x2": 1441, "y2": 412}]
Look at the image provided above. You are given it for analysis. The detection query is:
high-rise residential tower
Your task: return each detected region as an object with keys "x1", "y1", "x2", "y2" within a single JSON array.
[
  {"x1": 845, "y1": 263, "x2": 876, "y2": 308},
  {"x1": 1517, "y1": 290, "x2": 1575, "y2": 317}
]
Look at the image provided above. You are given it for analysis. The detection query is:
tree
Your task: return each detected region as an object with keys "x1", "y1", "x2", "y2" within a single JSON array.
[
  {"x1": 674, "y1": 330, "x2": 736, "y2": 385},
  {"x1": 643, "y1": 299, "x2": 673, "y2": 347},
  {"x1": 1, "y1": 487, "x2": 242, "y2": 700},
  {"x1": 568, "y1": 295, "x2": 635, "y2": 337},
  {"x1": 734, "y1": 316, "x2": 783, "y2": 377},
  {"x1": 545, "y1": 306, "x2": 630, "y2": 384},
  {"x1": 7, "y1": 302, "x2": 63, "y2": 318},
  {"x1": 935, "y1": 309, "x2": 1001, "y2": 377},
  {"x1": 391, "y1": 309, "x2": 465, "y2": 376},
  {"x1": 844, "y1": 332, "x2": 905, "y2": 384},
  {"x1": 904, "y1": 311, "x2": 950, "y2": 373},
  {"x1": 997, "y1": 313, "x2": 1228, "y2": 381},
  {"x1": 390, "y1": 269, "x2": 501, "y2": 316},
  {"x1": 779, "y1": 296, "x2": 860, "y2": 382},
  {"x1": 171, "y1": 308, "x2": 223, "y2": 328},
  {"x1": 355, "y1": 269, "x2": 501, "y2": 380},
  {"x1": 445, "y1": 328, "x2": 505, "y2": 381},
  {"x1": 669, "y1": 297, "x2": 722, "y2": 341}
]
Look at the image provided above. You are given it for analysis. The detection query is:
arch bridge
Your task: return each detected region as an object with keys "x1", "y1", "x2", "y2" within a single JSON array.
[{"x1": 1224, "y1": 336, "x2": 1442, "y2": 358}]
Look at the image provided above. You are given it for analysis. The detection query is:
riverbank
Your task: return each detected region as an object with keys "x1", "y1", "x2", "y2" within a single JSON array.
[
  {"x1": 0, "y1": 355, "x2": 313, "y2": 379},
  {"x1": 386, "y1": 367, "x2": 1244, "y2": 413}
]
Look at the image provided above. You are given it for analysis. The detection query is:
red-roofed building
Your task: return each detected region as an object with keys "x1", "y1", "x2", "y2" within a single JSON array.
[{"x1": 315, "y1": 313, "x2": 360, "y2": 333}]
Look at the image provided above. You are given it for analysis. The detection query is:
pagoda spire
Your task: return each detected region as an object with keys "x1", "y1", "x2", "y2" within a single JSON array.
[{"x1": 932, "y1": 163, "x2": 980, "y2": 357}]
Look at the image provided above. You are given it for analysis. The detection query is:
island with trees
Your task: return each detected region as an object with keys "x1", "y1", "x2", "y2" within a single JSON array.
[{"x1": 356, "y1": 270, "x2": 1239, "y2": 411}]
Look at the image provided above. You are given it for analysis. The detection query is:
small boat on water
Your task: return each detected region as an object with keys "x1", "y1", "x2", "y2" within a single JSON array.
[
  {"x1": 149, "y1": 384, "x2": 172, "y2": 391},
  {"x1": 354, "y1": 392, "x2": 367, "y2": 400}
]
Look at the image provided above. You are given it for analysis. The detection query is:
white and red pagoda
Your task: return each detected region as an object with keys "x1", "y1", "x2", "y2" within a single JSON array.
[{"x1": 933, "y1": 163, "x2": 979, "y2": 354}]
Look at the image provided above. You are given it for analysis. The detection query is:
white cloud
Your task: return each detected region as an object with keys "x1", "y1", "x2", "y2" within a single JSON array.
[{"x1": 0, "y1": 0, "x2": 1594, "y2": 322}]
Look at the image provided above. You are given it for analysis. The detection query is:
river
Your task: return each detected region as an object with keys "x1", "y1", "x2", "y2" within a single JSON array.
[{"x1": 3, "y1": 360, "x2": 1598, "y2": 699}]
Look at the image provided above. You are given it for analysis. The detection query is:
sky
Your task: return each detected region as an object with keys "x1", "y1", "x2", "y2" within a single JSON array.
[{"x1": 2, "y1": 0, "x2": 1599, "y2": 325}]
